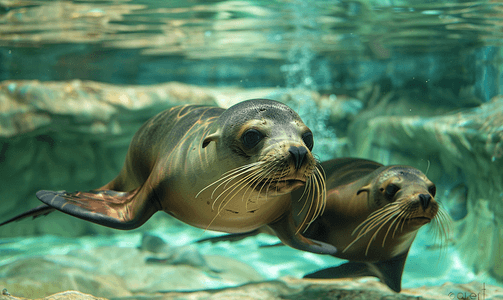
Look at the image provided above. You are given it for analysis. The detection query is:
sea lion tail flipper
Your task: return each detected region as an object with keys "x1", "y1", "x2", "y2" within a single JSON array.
[
  {"x1": 303, "y1": 252, "x2": 408, "y2": 292},
  {"x1": 267, "y1": 212, "x2": 337, "y2": 255},
  {"x1": 0, "y1": 204, "x2": 55, "y2": 227},
  {"x1": 36, "y1": 187, "x2": 160, "y2": 230}
]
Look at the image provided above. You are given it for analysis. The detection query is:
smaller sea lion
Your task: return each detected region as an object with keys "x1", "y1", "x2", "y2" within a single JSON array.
[
  {"x1": 198, "y1": 158, "x2": 451, "y2": 292},
  {"x1": 0, "y1": 99, "x2": 335, "y2": 255}
]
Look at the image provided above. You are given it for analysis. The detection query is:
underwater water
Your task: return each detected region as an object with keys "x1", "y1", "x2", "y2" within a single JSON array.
[{"x1": 1, "y1": 0, "x2": 503, "y2": 299}]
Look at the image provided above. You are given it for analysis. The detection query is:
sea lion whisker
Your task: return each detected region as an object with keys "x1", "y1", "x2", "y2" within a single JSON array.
[
  {"x1": 310, "y1": 167, "x2": 326, "y2": 222},
  {"x1": 297, "y1": 165, "x2": 326, "y2": 234},
  {"x1": 216, "y1": 180, "x2": 250, "y2": 214},
  {"x1": 214, "y1": 162, "x2": 270, "y2": 197},
  {"x1": 297, "y1": 180, "x2": 310, "y2": 203},
  {"x1": 239, "y1": 167, "x2": 270, "y2": 206},
  {"x1": 390, "y1": 202, "x2": 412, "y2": 238},
  {"x1": 343, "y1": 208, "x2": 399, "y2": 253},
  {"x1": 361, "y1": 202, "x2": 400, "y2": 223},
  {"x1": 437, "y1": 206, "x2": 453, "y2": 237},
  {"x1": 214, "y1": 172, "x2": 267, "y2": 216},
  {"x1": 296, "y1": 175, "x2": 316, "y2": 234},
  {"x1": 209, "y1": 165, "x2": 264, "y2": 208},
  {"x1": 242, "y1": 169, "x2": 269, "y2": 211},
  {"x1": 263, "y1": 166, "x2": 280, "y2": 203},
  {"x1": 352, "y1": 213, "x2": 401, "y2": 246},
  {"x1": 356, "y1": 208, "x2": 398, "y2": 238},
  {"x1": 256, "y1": 162, "x2": 284, "y2": 203},
  {"x1": 249, "y1": 164, "x2": 276, "y2": 202},
  {"x1": 297, "y1": 173, "x2": 314, "y2": 210},
  {"x1": 402, "y1": 211, "x2": 415, "y2": 232},
  {"x1": 246, "y1": 159, "x2": 284, "y2": 206},
  {"x1": 391, "y1": 207, "x2": 411, "y2": 239},
  {"x1": 219, "y1": 163, "x2": 265, "y2": 194},
  {"x1": 430, "y1": 206, "x2": 452, "y2": 256},
  {"x1": 212, "y1": 162, "x2": 263, "y2": 185},
  {"x1": 383, "y1": 207, "x2": 409, "y2": 246},
  {"x1": 212, "y1": 165, "x2": 269, "y2": 212},
  {"x1": 195, "y1": 162, "x2": 264, "y2": 198},
  {"x1": 208, "y1": 167, "x2": 273, "y2": 229},
  {"x1": 221, "y1": 161, "x2": 265, "y2": 177},
  {"x1": 364, "y1": 208, "x2": 404, "y2": 256},
  {"x1": 241, "y1": 162, "x2": 277, "y2": 197},
  {"x1": 315, "y1": 166, "x2": 327, "y2": 218},
  {"x1": 298, "y1": 166, "x2": 325, "y2": 219},
  {"x1": 351, "y1": 204, "x2": 400, "y2": 237},
  {"x1": 275, "y1": 162, "x2": 289, "y2": 195},
  {"x1": 317, "y1": 162, "x2": 327, "y2": 183}
]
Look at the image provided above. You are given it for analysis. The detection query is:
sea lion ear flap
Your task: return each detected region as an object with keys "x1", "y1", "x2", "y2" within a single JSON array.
[
  {"x1": 356, "y1": 184, "x2": 371, "y2": 195},
  {"x1": 202, "y1": 131, "x2": 220, "y2": 148}
]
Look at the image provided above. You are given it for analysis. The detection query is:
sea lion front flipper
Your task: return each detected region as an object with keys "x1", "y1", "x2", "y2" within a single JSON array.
[
  {"x1": 36, "y1": 187, "x2": 160, "y2": 230},
  {"x1": 196, "y1": 229, "x2": 262, "y2": 244},
  {"x1": 267, "y1": 212, "x2": 337, "y2": 255},
  {"x1": 303, "y1": 251, "x2": 408, "y2": 292}
]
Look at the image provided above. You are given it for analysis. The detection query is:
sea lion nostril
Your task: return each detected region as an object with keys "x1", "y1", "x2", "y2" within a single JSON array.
[
  {"x1": 289, "y1": 146, "x2": 307, "y2": 170},
  {"x1": 419, "y1": 193, "x2": 431, "y2": 210}
]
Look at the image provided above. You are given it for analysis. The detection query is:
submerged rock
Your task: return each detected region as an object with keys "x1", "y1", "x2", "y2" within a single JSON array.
[
  {"x1": 1, "y1": 278, "x2": 502, "y2": 300},
  {"x1": 0, "y1": 243, "x2": 262, "y2": 299}
]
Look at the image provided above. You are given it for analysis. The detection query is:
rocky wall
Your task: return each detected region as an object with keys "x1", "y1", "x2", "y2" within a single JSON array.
[{"x1": 1, "y1": 78, "x2": 502, "y2": 288}]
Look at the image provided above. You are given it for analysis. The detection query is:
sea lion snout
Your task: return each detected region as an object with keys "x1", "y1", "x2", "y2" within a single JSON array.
[
  {"x1": 288, "y1": 145, "x2": 308, "y2": 170},
  {"x1": 419, "y1": 193, "x2": 431, "y2": 210}
]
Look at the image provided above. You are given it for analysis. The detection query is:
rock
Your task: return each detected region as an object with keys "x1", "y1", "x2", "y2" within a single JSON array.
[
  {"x1": 0, "y1": 80, "x2": 216, "y2": 138},
  {"x1": 0, "y1": 243, "x2": 263, "y2": 299},
  {"x1": 1, "y1": 278, "x2": 503, "y2": 300},
  {"x1": 0, "y1": 290, "x2": 107, "y2": 300},
  {"x1": 0, "y1": 257, "x2": 130, "y2": 299}
]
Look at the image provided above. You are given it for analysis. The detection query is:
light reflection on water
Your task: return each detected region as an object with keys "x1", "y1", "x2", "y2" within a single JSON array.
[{"x1": 1, "y1": 0, "x2": 503, "y2": 59}]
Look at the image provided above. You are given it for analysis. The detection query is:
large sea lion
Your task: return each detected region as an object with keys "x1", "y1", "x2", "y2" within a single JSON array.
[
  {"x1": 0, "y1": 99, "x2": 335, "y2": 255},
  {"x1": 198, "y1": 158, "x2": 451, "y2": 292}
]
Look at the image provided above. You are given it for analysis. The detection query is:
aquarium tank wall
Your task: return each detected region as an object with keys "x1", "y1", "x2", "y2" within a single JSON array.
[{"x1": 0, "y1": 0, "x2": 502, "y2": 299}]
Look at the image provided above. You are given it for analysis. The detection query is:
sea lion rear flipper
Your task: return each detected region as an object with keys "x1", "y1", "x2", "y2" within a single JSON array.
[
  {"x1": 0, "y1": 204, "x2": 55, "y2": 226},
  {"x1": 36, "y1": 187, "x2": 160, "y2": 230},
  {"x1": 303, "y1": 252, "x2": 408, "y2": 292},
  {"x1": 267, "y1": 212, "x2": 337, "y2": 255}
]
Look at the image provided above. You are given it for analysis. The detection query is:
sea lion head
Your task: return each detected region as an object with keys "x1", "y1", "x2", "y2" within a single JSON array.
[
  {"x1": 198, "y1": 99, "x2": 325, "y2": 224},
  {"x1": 368, "y1": 166, "x2": 438, "y2": 226},
  {"x1": 349, "y1": 165, "x2": 451, "y2": 255}
]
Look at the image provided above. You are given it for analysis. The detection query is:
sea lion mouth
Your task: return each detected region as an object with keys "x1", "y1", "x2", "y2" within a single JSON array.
[
  {"x1": 282, "y1": 179, "x2": 307, "y2": 185},
  {"x1": 407, "y1": 216, "x2": 432, "y2": 225}
]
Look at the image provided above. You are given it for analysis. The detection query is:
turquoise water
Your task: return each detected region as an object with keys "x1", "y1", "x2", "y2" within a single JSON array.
[
  {"x1": 1, "y1": 0, "x2": 503, "y2": 297},
  {"x1": 1, "y1": 221, "x2": 500, "y2": 290}
]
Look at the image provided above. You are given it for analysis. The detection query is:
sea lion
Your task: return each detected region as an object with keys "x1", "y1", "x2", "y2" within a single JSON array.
[
  {"x1": 198, "y1": 158, "x2": 451, "y2": 292},
  {"x1": 0, "y1": 99, "x2": 335, "y2": 255}
]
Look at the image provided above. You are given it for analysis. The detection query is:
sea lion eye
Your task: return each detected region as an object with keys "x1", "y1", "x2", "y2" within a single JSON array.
[
  {"x1": 241, "y1": 129, "x2": 263, "y2": 149},
  {"x1": 384, "y1": 184, "x2": 400, "y2": 201},
  {"x1": 302, "y1": 131, "x2": 314, "y2": 151},
  {"x1": 428, "y1": 185, "x2": 436, "y2": 197}
]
